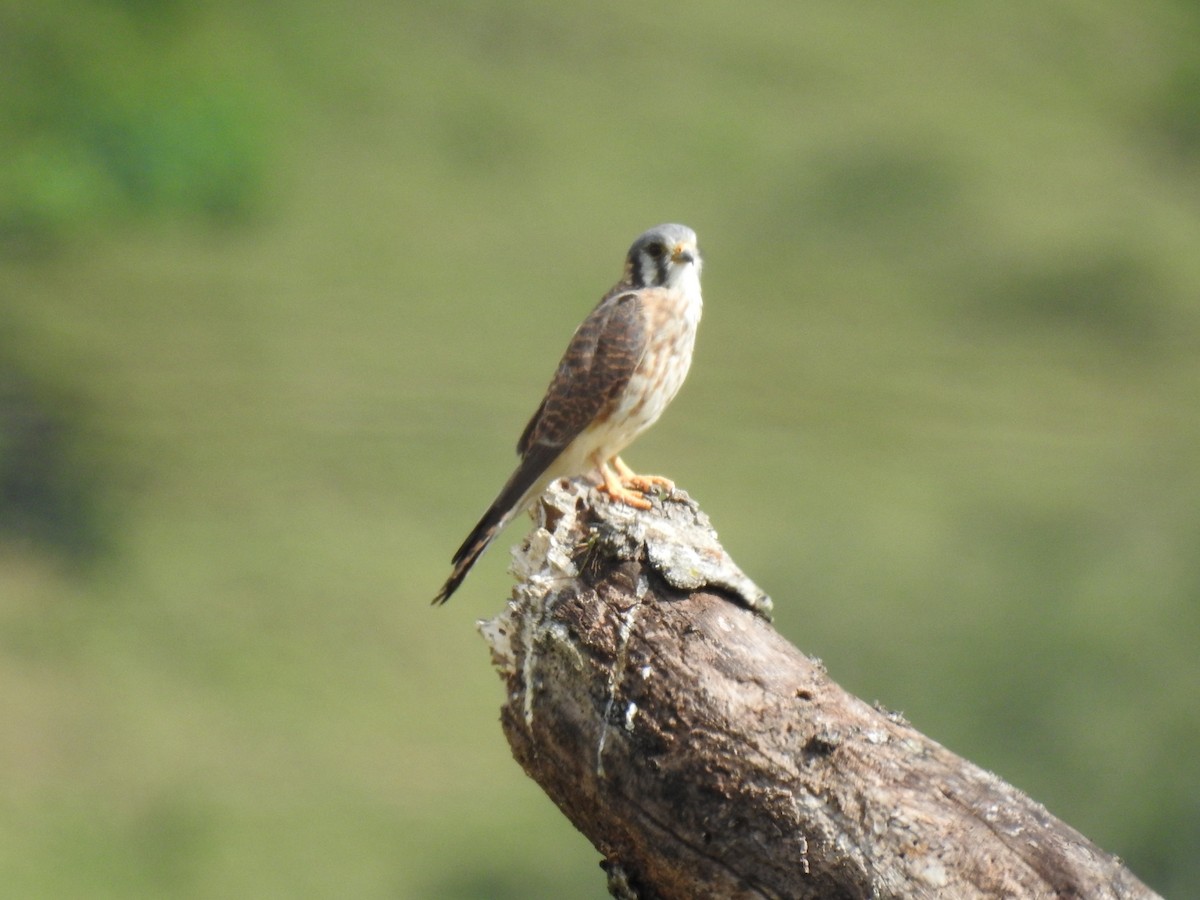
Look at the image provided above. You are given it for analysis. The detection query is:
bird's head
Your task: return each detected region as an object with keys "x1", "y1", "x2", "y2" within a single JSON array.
[{"x1": 625, "y1": 223, "x2": 702, "y2": 290}]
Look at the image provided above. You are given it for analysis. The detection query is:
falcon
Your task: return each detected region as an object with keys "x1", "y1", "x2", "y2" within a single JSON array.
[{"x1": 431, "y1": 224, "x2": 704, "y2": 605}]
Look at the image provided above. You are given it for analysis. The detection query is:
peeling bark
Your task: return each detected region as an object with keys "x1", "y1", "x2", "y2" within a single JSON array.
[{"x1": 478, "y1": 480, "x2": 1160, "y2": 900}]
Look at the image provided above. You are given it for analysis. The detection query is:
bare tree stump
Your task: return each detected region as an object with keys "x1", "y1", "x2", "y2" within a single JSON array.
[{"x1": 477, "y1": 479, "x2": 1161, "y2": 900}]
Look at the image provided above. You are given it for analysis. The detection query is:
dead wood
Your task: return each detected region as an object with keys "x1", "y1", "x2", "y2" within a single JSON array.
[{"x1": 477, "y1": 479, "x2": 1160, "y2": 900}]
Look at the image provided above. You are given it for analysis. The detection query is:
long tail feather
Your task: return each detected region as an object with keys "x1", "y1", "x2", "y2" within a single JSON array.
[{"x1": 431, "y1": 447, "x2": 557, "y2": 605}]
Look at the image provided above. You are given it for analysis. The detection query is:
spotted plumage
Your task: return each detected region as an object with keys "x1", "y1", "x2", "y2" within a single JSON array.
[{"x1": 432, "y1": 224, "x2": 703, "y2": 605}]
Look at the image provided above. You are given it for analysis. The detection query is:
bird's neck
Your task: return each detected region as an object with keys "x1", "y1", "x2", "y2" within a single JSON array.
[{"x1": 673, "y1": 266, "x2": 704, "y2": 328}]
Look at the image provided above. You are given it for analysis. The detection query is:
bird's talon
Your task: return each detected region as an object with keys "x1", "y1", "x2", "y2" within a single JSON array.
[
  {"x1": 598, "y1": 482, "x2": 653, "y2": 510},
  {"x1": 610, "y1": 458, "x2": 674, "y2": 497},
  {"x1": 624, "y1": 474, "x2": 674, "y2": 495}
]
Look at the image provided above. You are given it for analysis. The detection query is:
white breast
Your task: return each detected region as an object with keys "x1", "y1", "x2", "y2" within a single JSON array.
[{"x1": 588, "y1": 278, "x2": 702, "y2": 464}]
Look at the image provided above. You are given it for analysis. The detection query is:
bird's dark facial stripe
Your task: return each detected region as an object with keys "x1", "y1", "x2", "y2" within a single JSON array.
[
  {"x1": 629, "y1": 241, "x2": 672, "y2": 287},
  {"x1": 625, "y1": 225, "x2": 700, "y2": 288},
  {"x1": 632, "y1": 246, "x2": 652, "y2": 288}
]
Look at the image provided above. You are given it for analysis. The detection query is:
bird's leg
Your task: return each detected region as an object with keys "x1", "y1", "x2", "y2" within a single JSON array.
[
  {"x1": 612, "y1": 456, "x2": 675, "y2": 495},
  {"x1": 597, "y1": 458, "x2": 653, "y2": 510}
]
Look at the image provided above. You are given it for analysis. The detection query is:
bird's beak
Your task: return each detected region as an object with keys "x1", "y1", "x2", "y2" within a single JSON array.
[{"x1": 671, "y1": 242, "x2": 696, "y2": 265}]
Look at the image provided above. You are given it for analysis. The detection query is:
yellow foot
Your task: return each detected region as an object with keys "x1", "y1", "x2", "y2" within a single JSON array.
[
  {"x1": 598, "y1": 479, "x2": 652, "y2": 510},
  {"x1": 612, "y1": 456, "x2": 675, "y2": 496},
  {"x1": 598, "y1": 458, "x2": 651, "y2": 509}
]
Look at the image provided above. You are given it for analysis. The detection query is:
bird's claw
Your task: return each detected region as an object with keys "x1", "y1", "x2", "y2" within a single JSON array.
[
  {"x1": 599, "y1": 481, "x2": 653, "y2": 510},
  {"x1": 623, "y1": 474, "x2": 674, "y2": 495}
]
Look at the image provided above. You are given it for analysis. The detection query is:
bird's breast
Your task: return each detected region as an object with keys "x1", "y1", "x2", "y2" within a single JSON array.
[{"x1": 599, "y1": 285, "x2": 701, "y2": 455}]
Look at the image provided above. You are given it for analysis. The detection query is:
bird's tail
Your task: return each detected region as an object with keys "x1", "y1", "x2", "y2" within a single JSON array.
[
  {"x1": 431, "y1": 450, "x2": 557, "y2": 605},
  {"x1": 430, "y1": 509, "x2": 511, "y2": 606}
]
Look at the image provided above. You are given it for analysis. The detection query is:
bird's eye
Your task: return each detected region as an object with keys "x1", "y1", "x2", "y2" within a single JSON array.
[{"x1": 644, "y1": 242, "x2": 664, "y2": 259}]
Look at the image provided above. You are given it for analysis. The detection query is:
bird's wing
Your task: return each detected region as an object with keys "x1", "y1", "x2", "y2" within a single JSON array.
[
  {"x1": 517, "y1": 288, "x2": 647, "y2": 456},
  {"x1": 432, "y1": 289, "x2": 647, "y2": 605}
]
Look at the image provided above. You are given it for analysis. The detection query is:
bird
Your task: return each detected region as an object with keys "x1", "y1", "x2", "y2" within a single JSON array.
[{"x1": 432, "y1": 223, "x2": 704, "y2": 605}]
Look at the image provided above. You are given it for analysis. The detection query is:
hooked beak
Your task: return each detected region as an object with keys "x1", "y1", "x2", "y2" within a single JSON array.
[{"x1": 671, "y1": 242, "x2": 697, "y2": 265}]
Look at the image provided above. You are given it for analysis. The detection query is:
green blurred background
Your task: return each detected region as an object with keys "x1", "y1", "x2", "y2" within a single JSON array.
[{"x1": 2, "y1": 0, "x2": 1198, "y2": 896}]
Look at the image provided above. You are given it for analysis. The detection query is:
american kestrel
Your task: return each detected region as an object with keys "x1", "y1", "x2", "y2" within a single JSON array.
[{"x1": 432, "y1": 223, "x2": 703, "y2": 605}]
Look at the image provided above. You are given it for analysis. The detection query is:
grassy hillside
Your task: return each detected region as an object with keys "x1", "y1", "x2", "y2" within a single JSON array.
[{"x1": 2, "y1": 1, "x2": 1197, "y2": 896}]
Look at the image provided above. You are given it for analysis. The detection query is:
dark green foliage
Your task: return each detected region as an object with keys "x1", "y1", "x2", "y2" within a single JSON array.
[
  {"x1": 0, "y1": 1, "x2": 268, "y2": 251},
  {"x1": 0, "y1": 352, "x2": 108, "y2": 562}
]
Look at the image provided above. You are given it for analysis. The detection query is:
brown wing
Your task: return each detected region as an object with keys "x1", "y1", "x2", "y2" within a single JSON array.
[
  {"x1": 517, "y1": 288, "x2": 647, "y2": 457},
  {"x1": 433, "y1": 289, "x2": 647, "y2": 605}
]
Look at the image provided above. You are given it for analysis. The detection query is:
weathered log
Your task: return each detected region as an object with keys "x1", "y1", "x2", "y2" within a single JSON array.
[{"x1": 478, "y1": 479, "x2": 1160, "y2": 900}]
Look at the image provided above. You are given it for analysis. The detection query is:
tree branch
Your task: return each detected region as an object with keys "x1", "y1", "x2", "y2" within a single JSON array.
[{"x1": 478, "y1": 480, "x2": 1160, "y2": 900}]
